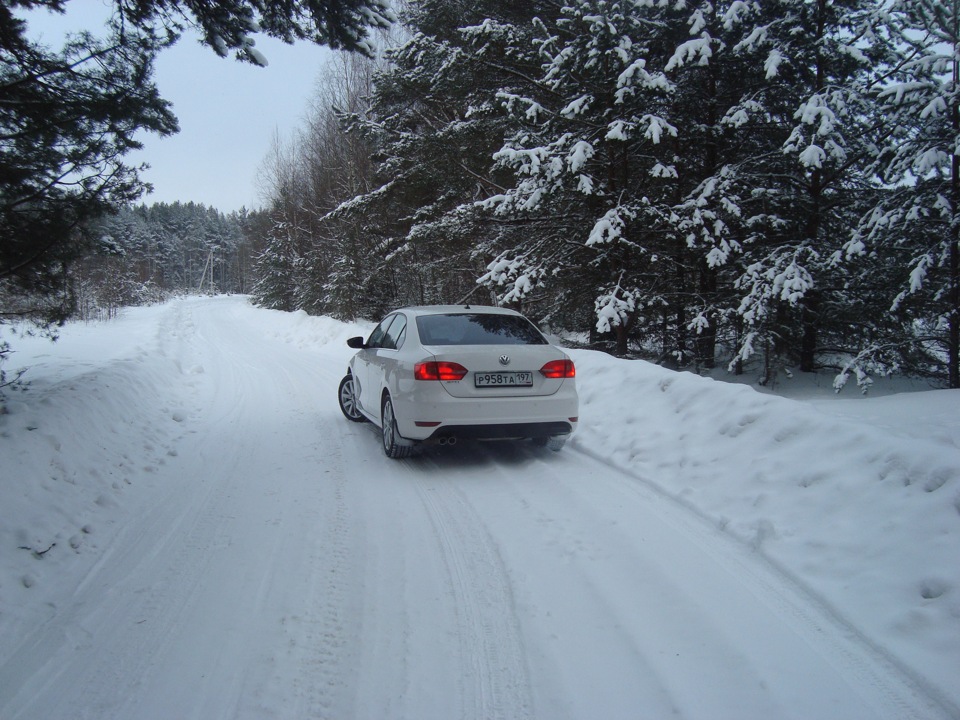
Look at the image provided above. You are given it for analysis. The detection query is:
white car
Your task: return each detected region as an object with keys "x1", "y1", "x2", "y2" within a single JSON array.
[{"x1": 337, "y1": 305, "x2": 579, "y2": 458}]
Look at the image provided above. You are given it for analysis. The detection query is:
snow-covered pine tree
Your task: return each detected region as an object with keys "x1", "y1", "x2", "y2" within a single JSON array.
[
  {"x1": 843, "y1": 0, "x2": 960, "y2": 389},
  {"x1": 478, "y1": 0, "x2": 686, "y2": 356},
  {"x1": 659, "y1": 2, "x2": 769, "y2": 370},
  {"x1": 706, "y1": 0, "x2": 897, "y2": 383},
  {"x1": 326, "y1": 0, "x2": 557, "y2": 315},
  {"x1": 251, "y1": 215, "x2": 304, "y2": 312},
  {"x1": 76, "y1": 202, "x2": 254, "y2": 316}
]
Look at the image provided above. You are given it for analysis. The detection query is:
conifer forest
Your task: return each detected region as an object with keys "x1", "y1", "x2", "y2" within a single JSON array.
[{"x1": 251, "y1": 0, "x2": 960, "y2": 390}]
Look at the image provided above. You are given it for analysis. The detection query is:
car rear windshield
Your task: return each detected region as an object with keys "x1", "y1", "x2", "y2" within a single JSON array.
[{"x1": 416, "y1": 313, "x2": 548, "y2": 346}]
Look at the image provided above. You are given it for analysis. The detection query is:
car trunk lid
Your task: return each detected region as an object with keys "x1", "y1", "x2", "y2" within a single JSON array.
[{"x1": 421, "y1": 344, "x2": 573, "y2": 399}]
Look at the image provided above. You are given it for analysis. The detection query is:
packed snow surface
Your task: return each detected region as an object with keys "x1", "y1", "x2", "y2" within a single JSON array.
[{"x1": 0, "y1": 295, "x2": 957, "y2": 719}]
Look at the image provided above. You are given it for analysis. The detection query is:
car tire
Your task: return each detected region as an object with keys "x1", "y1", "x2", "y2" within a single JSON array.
[
  {"x1": 381, "y1": 395, "x2": 412, "y2": 459},
  {"x1": 533, "y1": 435, "x2": 567, "y2": 452},
  {"x1": 338, "y1": 374, "x2": 367, "y2": 423}
]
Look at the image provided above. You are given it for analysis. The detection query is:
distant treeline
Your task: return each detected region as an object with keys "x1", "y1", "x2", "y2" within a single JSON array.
[{"x1": 74, "y1": 202, "x2": 270, "y2": 320}]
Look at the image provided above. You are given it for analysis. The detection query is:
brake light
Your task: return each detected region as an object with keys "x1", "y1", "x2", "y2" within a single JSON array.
[
  {"x1": 415, "y1": 361, "x2": 468, "y2": 381},
  {"x1": 539, "y1": 359, "x2": 576, "y2": 378}
]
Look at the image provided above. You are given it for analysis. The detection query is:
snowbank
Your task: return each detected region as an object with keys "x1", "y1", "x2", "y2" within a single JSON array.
[{"x1": 572, "y1": 351, "x2": 959, "y2": 699}]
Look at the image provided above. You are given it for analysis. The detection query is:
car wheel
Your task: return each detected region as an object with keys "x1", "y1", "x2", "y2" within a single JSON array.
[
  {"x1": 338, "y1": 374, "x2": 367, "y2": 423},
  {"x1": 381, "y1": 395, "x2": 412, "y2": 459},
  {"x1": 533, "y1": 435, "x2": 567, "y2": 452}
]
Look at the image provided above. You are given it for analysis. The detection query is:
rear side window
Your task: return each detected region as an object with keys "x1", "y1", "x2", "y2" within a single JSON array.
[
  {"x1": 382, "y1": 314, "x2": 407, "y2": 350},
  {"x1": 416, "y1": 313, "x2": 548, "y2": 346},
  {"x1": 366, "y1": 314, "x2": 396, "y2": 348}
]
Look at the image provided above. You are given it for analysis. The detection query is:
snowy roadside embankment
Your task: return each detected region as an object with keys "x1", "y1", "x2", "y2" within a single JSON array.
[
  {"x1": 571, "y1": 352, "x2": 960, "y2": 701},
  {"x1": 1, "y1": 304, "x2": 190, "y2": 610},
  {"x1": 1, "y1": 296, "x2": 958, "y2": 712}
]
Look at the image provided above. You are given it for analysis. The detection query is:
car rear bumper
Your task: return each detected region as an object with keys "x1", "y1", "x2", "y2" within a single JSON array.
[
  {"x1": 421, "y1": 420, "x2": 574, "y2": 443},
  {"x1": 392, "y1": 387, "x2": 579, "y2": 442}
]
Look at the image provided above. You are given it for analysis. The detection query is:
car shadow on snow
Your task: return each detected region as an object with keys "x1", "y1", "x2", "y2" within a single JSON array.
[
  {"x1": 422, "y1": 439, "x2": 552, "y2": 466},
  {"x1": 357, "y1": 423, "x2": 566, "y2": 471}
]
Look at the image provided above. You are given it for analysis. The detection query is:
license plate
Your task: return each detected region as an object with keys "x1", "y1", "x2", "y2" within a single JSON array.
[{"x1": 475, "y1": 371, "x2": 533, "y2": 387}]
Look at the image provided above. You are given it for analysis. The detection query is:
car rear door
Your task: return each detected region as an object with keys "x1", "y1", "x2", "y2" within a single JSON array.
[
  {"x1": 366, "y1": 313, "x2": 408, "y2": 408},
  {"x1": 354, "y1": 314, "x2": 397, "y2": 418}
]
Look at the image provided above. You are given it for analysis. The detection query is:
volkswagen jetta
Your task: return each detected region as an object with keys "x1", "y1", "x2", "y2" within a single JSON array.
[{"x1": 337, "y1": 306, "x2": 579, "y2": 458}]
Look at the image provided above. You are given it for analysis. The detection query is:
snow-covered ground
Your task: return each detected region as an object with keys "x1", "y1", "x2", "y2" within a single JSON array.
[{"x1": 0, "y1": 295, "x2": 957, "y2": 719}]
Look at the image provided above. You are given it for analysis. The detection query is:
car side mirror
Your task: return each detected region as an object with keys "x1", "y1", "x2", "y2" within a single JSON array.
[{"x1": 347, "y1": 336, "x2": 366, "y2": 349}]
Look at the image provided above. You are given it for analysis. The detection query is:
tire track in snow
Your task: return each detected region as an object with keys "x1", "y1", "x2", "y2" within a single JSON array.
[
  {"x1": 413, "y1": 471, "x2": 534, "y2": 720},
  {"x1": 563, "y1": 443, "x2": 959, "y2": 720},
  {"x1": 277, "y1": 448, "x2": 362, "y2": 719},
  {"x1": 418, "y1": 441, "x2": 956, "y2": 720},
  {"x1": 189, "y1": 301, "x2": 368, "y2": 720},
  {"x1": 232, "y1": 355, "x2": 369, "y2": 720}
]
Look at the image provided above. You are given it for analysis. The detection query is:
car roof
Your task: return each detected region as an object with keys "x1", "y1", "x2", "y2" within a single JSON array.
[{"x1": 397, "y1": 305, "x2": 525, "y2": 318}]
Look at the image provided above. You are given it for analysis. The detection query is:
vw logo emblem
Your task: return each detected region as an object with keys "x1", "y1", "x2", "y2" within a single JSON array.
[{"x1": 499, "y1": 355, "x2": 511, "y2": 366}]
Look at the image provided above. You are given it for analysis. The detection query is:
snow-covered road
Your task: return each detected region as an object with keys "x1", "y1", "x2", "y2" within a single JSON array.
[{"x1": 0, "y1": 297, "x2": 956, "y2": 719}]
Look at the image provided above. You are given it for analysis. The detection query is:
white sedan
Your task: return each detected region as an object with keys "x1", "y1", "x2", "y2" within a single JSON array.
[{"x1": 337, "y1": 305, "x2": 579, "y2": 458}]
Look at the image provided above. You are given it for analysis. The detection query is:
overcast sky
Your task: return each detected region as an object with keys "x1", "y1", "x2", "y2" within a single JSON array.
[{"x1": 26, "y1": 2, "x2": 335, "y2": 214}]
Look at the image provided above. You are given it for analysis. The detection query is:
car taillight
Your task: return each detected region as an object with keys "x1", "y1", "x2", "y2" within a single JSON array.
[
  {"x1": 415, "y1": 361, "x2": 469, "y2": 381},
  {"x1": 539, "y1": 359, "x2": 576, "y2": 378}
]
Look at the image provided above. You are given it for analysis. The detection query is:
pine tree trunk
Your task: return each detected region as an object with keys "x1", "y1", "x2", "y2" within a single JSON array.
[
  {"x1": 799, "y1": 292, "x2": 820, "y2": 373},
  {"x1": 675, "y1": 255, "x2": 687, "y2": 366},
  {"x1": 615, "y1": 324, "x2": 629, "y2": 357},
  {"x1": 800, "y1": 0, "x2": 827, "y2": 375}
]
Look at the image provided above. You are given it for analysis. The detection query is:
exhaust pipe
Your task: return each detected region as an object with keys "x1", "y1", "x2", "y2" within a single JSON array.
[{"x1": 438, "y1": 436, "x2": 458, "y2": 446}]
